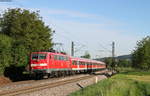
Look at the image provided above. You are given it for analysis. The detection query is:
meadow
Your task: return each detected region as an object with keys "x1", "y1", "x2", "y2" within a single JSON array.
[{"x1": 69, "y1": 68, "x2": 150, "y2": 96}]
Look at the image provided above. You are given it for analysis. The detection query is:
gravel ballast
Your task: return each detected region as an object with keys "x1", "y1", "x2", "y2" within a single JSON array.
[
  {"x1": 18, "y1": 75, "x2": 107, "y2": 96},
  {"x1": 0, "y1": 75, "x2": 89, "y2": 92}
]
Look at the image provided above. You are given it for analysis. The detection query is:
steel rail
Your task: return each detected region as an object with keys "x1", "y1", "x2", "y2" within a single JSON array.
[{"x1": 0, "y1": 75, "x2": 94, "y2": 96}]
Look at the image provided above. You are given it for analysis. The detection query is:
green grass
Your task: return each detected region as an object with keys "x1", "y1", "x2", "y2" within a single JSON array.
[
  {"x1": 69, "y1": 68, "x2": 150, "y2": 96},
  {"x1": 117, "y1": 67, "x2": 150, "y2": 76}
]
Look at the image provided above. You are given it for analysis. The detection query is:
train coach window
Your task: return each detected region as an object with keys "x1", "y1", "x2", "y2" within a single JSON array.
[
  {"x1": 58, "y1": 55, "x2": 62, "y2": 60},
  {"x1": 80, "y1": 62, "x2": 82, "y2": 65},
  {"x1": 72, "y1": 61, "x2": 74, "y2": 65},
  {"x1": 79, "y1": 61, "x2": 82, "y2": 65},
  {"x1": 72, "y1": 61, "x2": 77, "y2": 65},
  {"x1": 62, "y1": 56, "x2": 65, "y2": 60},
  {"x1": 63, "y1": 56, "x2": 66, "y2": 60},
  {"x1": 58, "y1": 55, "x2": 61, "y2": 60},
  {"x1": 56, "y1": 55, "x2": 66, "y2": 61},
  {"x1": 65, "y1": 57, "x2": 69, "y2": 61},
  {"x1": 63, "y1": 56, "x2": 67, "y2": 61},
  {"x1": 62, "y1": 56, "x2": 64, "y2": 60},
  {"x1": 54, "y1": 55, "x2": 58, "y2": 60},
  {"x1": 82, "y1": 62, "x2": 84, "y2": 65},
  {"x1": 75, "y1": 61, "x2": 77, "y2": 65}
]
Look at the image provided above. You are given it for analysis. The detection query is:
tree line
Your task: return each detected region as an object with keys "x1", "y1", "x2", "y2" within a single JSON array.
[
  {"x1": 105, "y1": 36, "x2": 150, "y2": 70},
  {"x1": 0, "y1": 8, "x2": 53, "y2": 74}
]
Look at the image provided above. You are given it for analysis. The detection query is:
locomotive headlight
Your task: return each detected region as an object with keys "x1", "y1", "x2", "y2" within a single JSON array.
[
  {"x1": 31, "y1": 64, "x2": 37, "y2": 67},
  {"x1": 31, "y1": 63, "x2": 47, "y2": 67},
  {"x1": 39, "y1": 63, "x2": 47, "y2": 66}
]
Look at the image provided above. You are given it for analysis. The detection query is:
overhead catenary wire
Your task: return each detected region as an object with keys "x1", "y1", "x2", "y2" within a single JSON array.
[
  {"x1": 48, "y1": 19, "x2": 90, "y2": 46},
  {"x1": 48, "y1": 20, "x2": 90, "y2": 56},
  {"x1": 98, "y1": 43, "x2": 112, "y2": 53}
]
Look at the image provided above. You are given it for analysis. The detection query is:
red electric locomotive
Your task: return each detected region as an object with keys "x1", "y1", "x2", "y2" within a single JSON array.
[
  {"x1": 30, "y1": 52, "x2": 71, "y2": 78},
  {"x1": 30, "y1": 52, "x2": 106, "y2": 78}
]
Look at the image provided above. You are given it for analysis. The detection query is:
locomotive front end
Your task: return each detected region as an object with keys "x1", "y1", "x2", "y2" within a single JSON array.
[{"x1": 30, "y1": 52, "x2": 49, "y2": 76}]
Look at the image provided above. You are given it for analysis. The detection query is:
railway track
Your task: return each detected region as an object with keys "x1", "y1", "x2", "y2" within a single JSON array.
[{"x1": 0, "y1": 75, "x2": 94, "y2": 96}]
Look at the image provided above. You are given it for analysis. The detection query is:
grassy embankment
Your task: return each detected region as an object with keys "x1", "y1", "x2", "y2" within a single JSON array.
[{"x1": 69, "y1": 68, "x2": 150, "y2": 96}]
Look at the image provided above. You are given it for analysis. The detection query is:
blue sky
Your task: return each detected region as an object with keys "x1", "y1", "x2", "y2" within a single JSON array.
[{"x1": 0, "y1": 0, "x2": 149, "y2": 58}]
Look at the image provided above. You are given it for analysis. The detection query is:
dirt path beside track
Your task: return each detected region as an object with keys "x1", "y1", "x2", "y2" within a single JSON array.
[{"x1": 0, "y1": 76, "x2": 11, "y2": 86}]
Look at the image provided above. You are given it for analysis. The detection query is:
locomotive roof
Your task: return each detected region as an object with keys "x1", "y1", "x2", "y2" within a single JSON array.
[{"x1": 31, "y1": 52, "x2": 69, "y2": 56}]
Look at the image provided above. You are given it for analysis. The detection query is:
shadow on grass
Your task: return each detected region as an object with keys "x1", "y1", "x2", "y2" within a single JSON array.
[{"x1": 3, "y1": 65, "x2": 32, "y2": 82}]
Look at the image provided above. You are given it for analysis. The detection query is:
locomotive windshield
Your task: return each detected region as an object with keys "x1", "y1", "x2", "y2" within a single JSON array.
[{"x1": 32, "y1": 54, "x2": 47, "y2": 60}]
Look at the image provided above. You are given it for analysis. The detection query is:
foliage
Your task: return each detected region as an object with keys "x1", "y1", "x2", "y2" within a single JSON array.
[
  {"x1": 104, "y1": 58, "x2": 132, "y2": 68},
  {"x1": 1, "y1": 8, "x2": 53, "y2": 52},
  {"x1": 104, "y1": 57, "x2": 112, "y2": 68},
  {"x1": 118, "y1": 68, "x2": 150, "y2": 76},
  {"x1": 0, "y1": 8, "x2": 53, "y2": 74},
  {"x1": 70, "y1": 70, "x2": 150, "y2": 96},
  {"x1": 0, "y1": 34, "x2": 13, "y2": 72},
  {"x1": 117, "y1": 59, "x2": 132, "y2": 67},
  {"x1": 116, "y1": 67, "x2": 137, "y2": 73},
  {"x1": 81, "y1": 51, "x2": 91, "y2": 59},
  {"x1": 132, "y1": 36, "x2": 150, "y2": 70}
]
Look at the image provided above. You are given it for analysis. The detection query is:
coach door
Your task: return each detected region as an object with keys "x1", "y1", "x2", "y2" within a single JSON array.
[
  {"x1": 87, "y1": 62, "x2": 92, "y2": 73},
  {"x1": 87, "y1": 62, "x2": 90, "y2": 70},
  {"x1": 66, "y1": 56, "x2": 70, "y2": 69},
  {"x1": 77, "y1": 61, "x2": 80, "y2": 70}
]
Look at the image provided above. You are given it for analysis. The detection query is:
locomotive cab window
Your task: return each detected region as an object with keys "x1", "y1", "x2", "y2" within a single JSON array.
[
  {"x1": 39, "y1": 54, "x2": 46, "y2": 59},
  {"x1": 32, "y1": 54, "x2": 47, "y2": 60}
]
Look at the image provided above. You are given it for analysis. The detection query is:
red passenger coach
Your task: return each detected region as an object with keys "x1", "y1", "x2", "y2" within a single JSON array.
[
  {"x1": 71, "y1": 58, "x2": 106, "y2": 73},
  {"x1": 30, "y1": 52, "x2": 106, "y2": 78}
]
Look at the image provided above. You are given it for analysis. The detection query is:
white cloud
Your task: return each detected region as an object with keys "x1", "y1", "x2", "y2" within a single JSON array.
[{"x1": 46, "y1": 9, "x2": 97, "y2": 18}]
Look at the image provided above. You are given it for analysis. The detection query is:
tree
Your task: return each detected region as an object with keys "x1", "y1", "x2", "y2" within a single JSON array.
[
  {"x1": 104, "y1": 57, "x2": 112, "y2": 68},
  {"x1": 132, "y1": 36, "x2": 150, "y2": 70},
  {"x1": 117, "y1": 59, "x2": 131, "y2": 67},
  {"x1": 81, "y1": 51, "x2": 91, "y2": 59},
  {"x1": 0, "y1": 8, "x2": 53, "y2": 67},
  {"x1": 0, "y1": 34, "x2": 13, "y2": 74}
]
